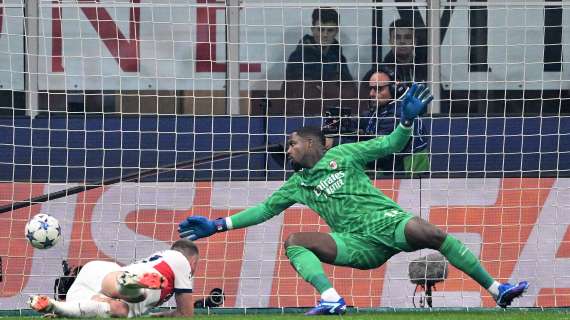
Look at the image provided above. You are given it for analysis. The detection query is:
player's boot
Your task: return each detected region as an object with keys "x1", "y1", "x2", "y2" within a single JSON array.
[
  {"x1": 496, "y1": 281, "x2": 529, "y2": 308},
  {"x1": 28, "y1": 295, "x2": 54, "y2": 313},
  {"x1": 118, "y1": 270, "x2": 166, "y2": 289},
  {"x1": 304, "y1": 297, "x2": 347, "y2": 315}
]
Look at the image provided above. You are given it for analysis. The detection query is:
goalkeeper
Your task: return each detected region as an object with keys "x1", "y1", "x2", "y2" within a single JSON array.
[{"x1": 178, "y1": 84, "x2": 528, "y2": 315}]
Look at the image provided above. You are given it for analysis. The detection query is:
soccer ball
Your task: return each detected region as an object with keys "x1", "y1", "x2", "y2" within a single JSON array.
[{"x1": 25, "y1": 214, "x2": 61, "y2": 249}]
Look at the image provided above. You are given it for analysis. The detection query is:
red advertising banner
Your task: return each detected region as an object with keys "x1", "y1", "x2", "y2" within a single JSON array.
[{"x1": 0, "y1": 178, "x2": 568, "y2": 308}]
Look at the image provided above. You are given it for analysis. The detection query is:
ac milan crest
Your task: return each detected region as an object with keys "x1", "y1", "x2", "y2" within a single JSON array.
[{"x1": 329, "y1": 160, "x2": 338, "y2": 169}]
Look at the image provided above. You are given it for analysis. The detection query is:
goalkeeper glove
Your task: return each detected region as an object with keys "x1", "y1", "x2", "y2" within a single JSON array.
[
  {"x1": 400, "y1": 83, "x2": 433, "y2": 127},
  {"x1": 178, "y1": 216, "x2": 228, "y2": 241}
]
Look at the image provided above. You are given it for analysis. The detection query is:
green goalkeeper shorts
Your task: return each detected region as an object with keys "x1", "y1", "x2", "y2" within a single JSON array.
[{"x1": 330, "y1": 211, "x2": 415, "y2": 270}]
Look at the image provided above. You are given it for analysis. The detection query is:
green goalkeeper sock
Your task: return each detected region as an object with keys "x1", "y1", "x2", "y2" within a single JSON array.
[
  {"x1": 286, "y1": 245, "x2": 333, "y2": 294},
  {"x1": 438, "y1": 235, "x2": 495, "y2": 289}
]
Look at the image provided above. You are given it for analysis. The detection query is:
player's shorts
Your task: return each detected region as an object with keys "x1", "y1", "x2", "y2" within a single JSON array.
[
  {"x1": 66, "y1": 260, "x2": 162, "y2": 317},
  {"x1": 331, "y1": 210, "x2": 415, "y2": 270}
]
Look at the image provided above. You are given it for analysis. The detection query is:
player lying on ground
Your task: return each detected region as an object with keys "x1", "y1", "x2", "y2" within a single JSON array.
[
  {"x1": 178, "y1": 84, "x2": 528, "y2": 315},
  {"x1": 29, "y1": 239, "x2": 198, "y2": 318}
]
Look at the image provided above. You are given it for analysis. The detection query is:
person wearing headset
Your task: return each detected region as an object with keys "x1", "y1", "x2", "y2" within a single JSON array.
[{"x1": 325, "y1": 67, "x2": 429, "y2": 175}]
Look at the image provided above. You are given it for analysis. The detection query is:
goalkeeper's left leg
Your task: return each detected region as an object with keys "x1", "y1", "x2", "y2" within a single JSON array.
[{"x1": 403, "y1": 217, "x2": 528, "y2": 307}]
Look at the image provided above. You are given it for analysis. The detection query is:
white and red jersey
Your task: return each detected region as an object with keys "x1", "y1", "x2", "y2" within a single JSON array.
[
  {"x1": 65, "y1": 250, "x2": 193, "y2": 317},
  {"x1": 126, "y1": 249, "x2": 193, "y2": 305}
]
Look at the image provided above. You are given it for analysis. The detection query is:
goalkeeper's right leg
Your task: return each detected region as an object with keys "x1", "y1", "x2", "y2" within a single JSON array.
[{"x1": 284, "y1": 232, "x2": 350, "y2": 316}]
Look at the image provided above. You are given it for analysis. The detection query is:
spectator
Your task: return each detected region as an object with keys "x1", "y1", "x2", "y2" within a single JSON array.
[
  {"x1": 326, "y1": 68, "x2": 429, "y2": 175},
  {"x1": 380, "y1": 18, "x2": 427, "y2": 84},
  {"x1": 281, "y1": 7, "x2": 357, "y2": 115}
]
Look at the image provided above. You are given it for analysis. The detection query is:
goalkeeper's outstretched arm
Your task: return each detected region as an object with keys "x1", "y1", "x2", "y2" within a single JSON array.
[
  {"x1": 334, "y1": 83, "x2": 433, "y2": 165},
  {"x1": 178, "y1": 180, "x2": 297, "y2": 241},
  {"x1": 345, "y1": 124, "x2": 412, "y2": 165}
]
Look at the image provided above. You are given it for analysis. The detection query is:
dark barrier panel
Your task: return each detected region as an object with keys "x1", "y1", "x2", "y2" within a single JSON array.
[{"x1": 0, "y1": 116, "x2": 568, "y2": 182}]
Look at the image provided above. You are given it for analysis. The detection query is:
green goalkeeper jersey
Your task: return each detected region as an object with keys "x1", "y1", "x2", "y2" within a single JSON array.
[{"x1": 229, "y1": 124, "x2": 412, "y2": 234}]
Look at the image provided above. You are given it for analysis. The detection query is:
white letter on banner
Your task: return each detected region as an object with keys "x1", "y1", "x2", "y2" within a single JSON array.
[
  {"x1": 510, "y1": 179, "x2": 570, "y2": 307},
  {"x1": 211, "y1": 181, "x2": 288, "y2": 307},
  {"x1": 91, "y1": 183, "x2": 195, "y2": 265}
]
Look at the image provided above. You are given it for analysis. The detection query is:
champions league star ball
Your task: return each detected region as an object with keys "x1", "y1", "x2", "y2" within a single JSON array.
[{"x1": 25, "y1": 214, "x2": 61, "y2": 249}]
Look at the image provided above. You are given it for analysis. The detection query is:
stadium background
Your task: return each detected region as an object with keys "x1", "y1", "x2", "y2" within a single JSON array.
[{"x1": 0, "y1": 0, "x2": 569, "y2": 311}]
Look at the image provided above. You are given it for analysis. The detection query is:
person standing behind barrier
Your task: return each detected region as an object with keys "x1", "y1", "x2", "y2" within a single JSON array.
[
  {"x1": 380, "y1": 18, "x2": 427, "y2": 84},
  {"x1": 282, "y1": 7, "x2": 357, "y2": 115}
]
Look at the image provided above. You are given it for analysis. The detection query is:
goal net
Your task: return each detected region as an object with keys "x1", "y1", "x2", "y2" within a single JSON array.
[{"x1": 0, "y1": 0, "x2": 569, "y2": 311}]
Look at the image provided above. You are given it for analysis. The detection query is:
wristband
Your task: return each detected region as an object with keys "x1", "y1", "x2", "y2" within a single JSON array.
[
  {"x1": 401, "y1": 119, "x2": 413, "y2": 127},
  {"x1": 213, "y1": 218, "x2": 228, "y2": 232}
]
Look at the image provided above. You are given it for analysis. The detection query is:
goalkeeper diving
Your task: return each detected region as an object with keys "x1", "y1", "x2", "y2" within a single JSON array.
[{"x1": 178, "y1": 84, "x2": 528, "y2": 315}]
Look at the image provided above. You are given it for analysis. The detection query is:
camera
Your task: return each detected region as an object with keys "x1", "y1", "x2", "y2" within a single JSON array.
[
  {"x1": 53, "y1": 260, "x2": 83, "y2": 301},
  {"x1": 322, "y1": 106, "x2": 355, "y2": 135},
  {"x1": 194, "y1": 288, "x2": 225, "y2": 308}
]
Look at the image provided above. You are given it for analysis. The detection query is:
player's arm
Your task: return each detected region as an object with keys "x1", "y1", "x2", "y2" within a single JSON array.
[
  {"x1": 174, "y1": 292, "x2": 194, "y2": 317},
  {"x1": 347, "y1": 83, "x2": 433, "y2": 165},
  {"x1": 150, "y1": 292, "x2": 194, "y2": 317},
  {"x1": 178, "y1": 178, "x2": 298, "y2": 241}
]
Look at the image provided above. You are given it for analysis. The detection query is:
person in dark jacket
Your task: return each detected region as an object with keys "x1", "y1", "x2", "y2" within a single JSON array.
[
  {"x1": 286, "y1": 7, "x2": 353, "y2": 82},
  {"x1": 380, "y1": 18, "x2": 427, "y2": 84},
  {"x1": 282, "y1": 7, "x2": 357, "y2": 115}
]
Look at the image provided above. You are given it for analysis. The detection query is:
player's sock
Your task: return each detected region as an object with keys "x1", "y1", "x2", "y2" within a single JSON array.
[
  {"x1": 321, "y1": 288, "x2": 342, "y2": 302},
  {"x1": 488, "y1": 281, "x2": 501, "y2": 298},
  {"x1": 438, "y1": 235, "x2": 495, "y2": 289},
  {"x1": 51, "y1": 300, "x2": 111, "y2": 318},
  {"x1": 286, "y1": 245, "x2": 333, "y2": 293}
]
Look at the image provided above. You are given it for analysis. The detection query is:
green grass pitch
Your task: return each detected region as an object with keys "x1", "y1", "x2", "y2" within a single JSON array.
[{"x1": 2, "y1": 308, "x2": 570, "y2": 320}]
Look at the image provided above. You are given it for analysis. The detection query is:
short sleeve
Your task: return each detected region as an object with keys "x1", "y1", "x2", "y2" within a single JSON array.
[{"x1": 164, "y1": 251, "x2": 193, "y2": 293}]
